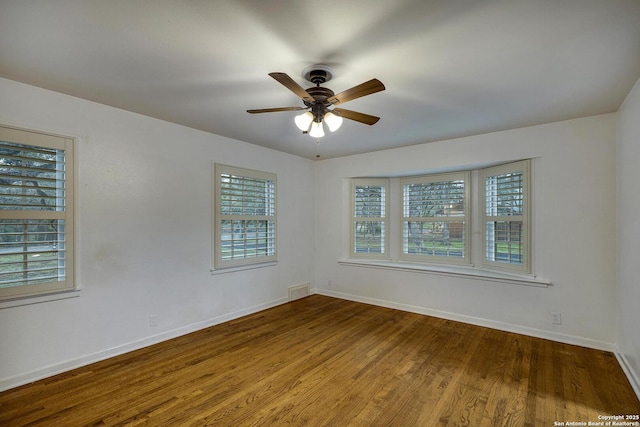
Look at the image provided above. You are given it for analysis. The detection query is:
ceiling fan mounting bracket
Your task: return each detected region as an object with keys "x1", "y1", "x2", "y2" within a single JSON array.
[{"x1": 302, "y1": 64, "x2": 334, "y2": 85}]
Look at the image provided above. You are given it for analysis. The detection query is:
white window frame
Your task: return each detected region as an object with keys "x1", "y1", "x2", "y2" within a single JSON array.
[
  {"x1": 400, "y1": 172, "x2": 470, "y2": 265},
  {"x1": 213, "y1": 163, "x2": 277, "y2": 270},
  {"x1": 0, "y1": 125, "x2": 75, "y2": 301},
  {"x1": 480, "y1": 160, "x2": 531, "y2": 274},
  {"x1": 350, "y1": 178, "x2": 389, "y2": 259}
]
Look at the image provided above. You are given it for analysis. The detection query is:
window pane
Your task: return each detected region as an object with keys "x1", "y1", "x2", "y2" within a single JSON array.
[
  {"x1": 485, "y1": 172, "x2": 523, "y2": 216},
  {"x1": 0, "y1": 219, "x2": 66, "y2": 288},
  {"x1": 220, "y1": 174, "x2": 275, "y2": 216},
  {"x1": 220, "y1": 219, "x2": 275, "y2": 261},
  {"x1": 403, "y1": 180, "x2": 465, "y2": 218},
  {"x1": 354, "y1": 220, "x2": 385, "y2": 254},
  {"x1": 401, "y1": 175, "x2": 467, "y2": 263},
  {"x1": 485, "y1": 220, "x2": 523, "y2": 265},
  {"x1": 403, "y1": 221, "x2": 465, "y2": 258},
  {"x1": 0, "y1": 141, "x2": 66, "y2": 211},
  {"x1": 354, "y1": 185, "x2": 385, "y2": 218}
]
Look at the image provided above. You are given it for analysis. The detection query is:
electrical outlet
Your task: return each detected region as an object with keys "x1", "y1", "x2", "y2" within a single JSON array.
[
  {"x1": 149, "y1": 315, "x2": 159, "y2": 327},
  {"x1": 551, "y1": 312, "x2": 562, "y2": 325}
]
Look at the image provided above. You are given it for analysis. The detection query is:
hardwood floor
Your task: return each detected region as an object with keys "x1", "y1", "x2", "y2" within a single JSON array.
[{"x1": 1, "y1": 295, "x2": 638, "y2": 426}]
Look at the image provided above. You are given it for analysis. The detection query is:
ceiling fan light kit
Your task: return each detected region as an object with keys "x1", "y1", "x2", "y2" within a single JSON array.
[
  {"x1": 323, "y1": 111, "x2": 343, "y2": 132},
  {"x1": 309, "y1": 121, "x2": 325, "y2": 138},
  {"x1": 294, "y1": 111, "x2": 313, "y2": 131},
  {"x1": 248, "y1": 64, "x2": 385, "y2": 139}
]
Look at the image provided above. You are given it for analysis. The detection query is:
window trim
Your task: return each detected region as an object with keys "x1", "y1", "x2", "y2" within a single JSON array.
[
  {"x1": 337, "y1": 258, "x2": 549, "y2": 287},
  {"x1": 0, "y1": 125, "x2": 75, "y2": 302},
  {"x1": 350, "y1": 178, "x2": 389, "y2": 259},
  {"x1": 212, "y1": 163, "x2": 277, "y2": 270}
]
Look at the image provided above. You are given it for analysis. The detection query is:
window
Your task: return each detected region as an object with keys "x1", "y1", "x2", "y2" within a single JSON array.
[
  {"x1": 213, "y1": 164, "x2": 276, "y2": 269},
  {"x1": 351, "y1": 179, "x2": 388, "y2": 258},
  {"x1": 348, "y1": 160, "x2": 532, "y2": 275},
  {"x1": 401, "y1": 172, "x2": 469, "y2": 264},
  {"x1": 0, "y1": 125, "x2": 75, "y2": 301},
  {"x1": 481, "y1": 160, "x2": 530, "y2": 273}
]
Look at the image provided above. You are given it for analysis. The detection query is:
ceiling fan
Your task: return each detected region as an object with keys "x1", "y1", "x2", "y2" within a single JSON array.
[{"x1": 247, "y1": 65, "x2": 385, "y2": 138}]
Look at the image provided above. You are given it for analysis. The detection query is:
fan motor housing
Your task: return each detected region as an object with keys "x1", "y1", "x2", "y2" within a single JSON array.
[{"x1": 304, "y1": 86, "x2": 335, "y2": 106}]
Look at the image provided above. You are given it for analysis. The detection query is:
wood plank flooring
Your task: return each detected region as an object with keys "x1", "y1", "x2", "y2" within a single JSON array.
[{"x1": 1, "y1": 295, "x2": 638, "y2": 426}]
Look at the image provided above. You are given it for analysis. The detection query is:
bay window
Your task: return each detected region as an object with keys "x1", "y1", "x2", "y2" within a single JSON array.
[{"x1": 348, "y1": 160, "x2": 532, "y2": 276}]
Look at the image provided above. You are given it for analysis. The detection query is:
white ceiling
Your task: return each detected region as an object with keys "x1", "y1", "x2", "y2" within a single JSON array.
[{"x1": 1, "y1": 0, "x2": 640, "y2": 160}]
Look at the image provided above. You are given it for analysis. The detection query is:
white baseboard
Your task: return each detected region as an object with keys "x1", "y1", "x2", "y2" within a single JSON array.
[
  {"x1": 316, "y1": 289, "x2": 617, "y2": 352},
  {"x1": 615, "y1": 351, "x2": 640, "y2": 401},
  {"x1": 0, "y1": 296, "x2": 288, "y2": 393},
  {"x1": 4, "y1": 291, "x2": 635, "y2": 399}
]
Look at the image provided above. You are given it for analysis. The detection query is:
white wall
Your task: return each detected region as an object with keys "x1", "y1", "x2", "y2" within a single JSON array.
[
  {"x1": 616, "y1": 76, "x2": 640, "y2": 395},
  {"x1": 314, "y1": 114, "x2": 618, "y2": 349},
  {"x1": 0, "y1": 78, "x2": 315, "y2": 390},
  {"x1": 0, "y1": 75, "x2": 633, "y2": 394}
]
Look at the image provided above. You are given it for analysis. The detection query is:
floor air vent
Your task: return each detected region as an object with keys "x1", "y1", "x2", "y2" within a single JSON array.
[{"x1": 288, "y1": 283, "x2": 310, "y2": 302}]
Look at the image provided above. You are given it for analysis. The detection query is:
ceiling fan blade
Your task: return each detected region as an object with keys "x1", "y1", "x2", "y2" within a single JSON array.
[
  {"x1": 333, "y1": 108, "x2": 380, "y2": 125},
  {"x1": 269, "y1": 72, "x2": 315, "y2": 103},
  {"x1": 327, "y1": 79, "x2": 385, "y2": 105},
  {"x1": 247, "y1": 106, "x2": 307, "y2": 114}
]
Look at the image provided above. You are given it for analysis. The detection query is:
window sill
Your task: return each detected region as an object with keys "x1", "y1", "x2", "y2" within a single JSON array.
[
  {"x1": 0, "y1": 288, "x2": 81, "y2": 309},
  {"x1": 338, "y1": 259, "x2": 550, "y2": 288},
  {"x1": 210, "y1": 261, "x2": 277, "y2": 275}
]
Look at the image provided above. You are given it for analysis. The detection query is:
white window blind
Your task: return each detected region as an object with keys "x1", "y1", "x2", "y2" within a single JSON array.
[
  {"x1": 351, "y1": 179, "x2": 388, "y2": 258},
  {"x1": 0, "y1": 126, "x2": 75, "y2": 300},
  {"x1": 482, "y1": 160, "x2": 530, "y2": 273},
  {"x1": 214, "y1": 164, "x2": 276, "y2": 269},
  {"x1": 401, "y1": 172, "x2": 470, "y2": 264}
]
